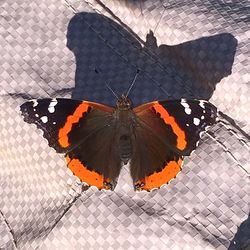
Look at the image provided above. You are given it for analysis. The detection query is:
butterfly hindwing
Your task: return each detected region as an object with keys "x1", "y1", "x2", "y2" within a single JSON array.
[
  {"x1": 129, "y1": 121, "x2": 183, "y2": 191},
  {"x1": 64, "y1": 112, "x2": 122, "y2": 190}
]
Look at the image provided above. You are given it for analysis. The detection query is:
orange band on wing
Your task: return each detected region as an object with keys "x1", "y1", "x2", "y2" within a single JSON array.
[
  {"x1": 58, "y1": 102, "x2": 89, "y2": 148},
  {"x1": 153, "y1": 103, "x2": 187, "y2": 150},
  {"x1": 65, "y1": 156, "x2": 104, "y2": 189},
  {"x1": 137, "y1": 159, "x2": 183, "y2": 191}
]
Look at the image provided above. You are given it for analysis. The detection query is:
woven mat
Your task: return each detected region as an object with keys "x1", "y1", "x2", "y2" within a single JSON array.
[{"x1": 0, "y1": 0, "x2": 249, "y2": 249}]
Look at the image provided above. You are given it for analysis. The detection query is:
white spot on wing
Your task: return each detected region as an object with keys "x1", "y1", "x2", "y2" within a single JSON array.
[
  {"x1": 32, "y1": 100, "x2": 38, "y2": 107},
  {"x1": 41, "y1": 116, "x2": 48, "y2": 123},
  {"x1": 185, "y1": 107, "x2": 192, "y2": 115},
  {"x1": 201, "y1": 115, "x2": 205, "y2": 120},
  {"x1": 35, "y1": 114, "x2": 39, "y2": 117},
  {"x1": 53, "y1": 121, "x2": 56, "y2": 125},
  {"x1": 181, "y1": 99, "x2": 192, "y2": 115},
  {"x1": 48, "y1": 99, "x2": 58, "y2": 113},
  {"x1": 48, "y1": 106, "x2": 55, "y2": 113},
  {"x1": 199, "y1": 100, "x2": 205, "y2": 109},
  {"x1": 193, "y1": 117, "x2": 200, "y2": 126}
]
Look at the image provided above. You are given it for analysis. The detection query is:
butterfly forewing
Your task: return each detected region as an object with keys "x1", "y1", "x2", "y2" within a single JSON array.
[
  {"x1": 134, "y1": 99, "x2": 217, "y2": 155},
  {"x1": 21, "y1": 98, "x2": 88, "y2": 152}
]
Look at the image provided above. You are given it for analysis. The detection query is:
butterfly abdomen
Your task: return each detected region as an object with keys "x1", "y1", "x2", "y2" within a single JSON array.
[
  {"x1": 119, "y1": 134, "x2": 132, "y2": 164},
  {"x1": 114, "y1": 109, "x2": 135, "y2": 164}
]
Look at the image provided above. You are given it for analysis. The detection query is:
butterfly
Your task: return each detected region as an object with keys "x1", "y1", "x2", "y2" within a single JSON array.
[{"x1": 20, "y1": 94, "x2": 217, "y2": 191}]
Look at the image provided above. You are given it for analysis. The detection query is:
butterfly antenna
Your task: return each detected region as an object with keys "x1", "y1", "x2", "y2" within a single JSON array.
[
  {"x1": 126, "y1": 69, "x2": 140, "y2": 98},
  {"x1": 106, "y1": 83, "x2": 119, "y2": 99}
]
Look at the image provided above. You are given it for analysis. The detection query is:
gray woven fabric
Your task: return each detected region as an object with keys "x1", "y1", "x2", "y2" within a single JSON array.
[{"x1": 0, "y1": 0, "x2": 249, "y2": 249}]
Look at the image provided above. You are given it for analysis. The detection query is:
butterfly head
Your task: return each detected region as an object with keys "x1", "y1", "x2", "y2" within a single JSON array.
[{"x1": 116, "y1": 94, "x2": 132, "y2": 110}]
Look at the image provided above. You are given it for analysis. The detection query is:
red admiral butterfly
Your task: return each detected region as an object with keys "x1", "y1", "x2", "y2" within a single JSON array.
[{"x1": 20, "y1": 95, "x2": 217, "y2": 191}]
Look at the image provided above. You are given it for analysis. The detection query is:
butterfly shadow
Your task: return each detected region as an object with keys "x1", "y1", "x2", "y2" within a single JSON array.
[
  {"x1": 66, "y1": 12, "x2": 237, "y2": 107},
  {"x1": 228, "y1": 213, "x2": 250, "y2": 250}
]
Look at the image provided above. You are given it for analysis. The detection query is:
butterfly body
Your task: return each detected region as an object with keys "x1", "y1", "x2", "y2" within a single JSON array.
[
  {"x1": 113, "y1": 95, "x2": 139, "y2": 165},
  {"x1": 21, "y1": 96, "x2": 217, "y2": 191}
]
